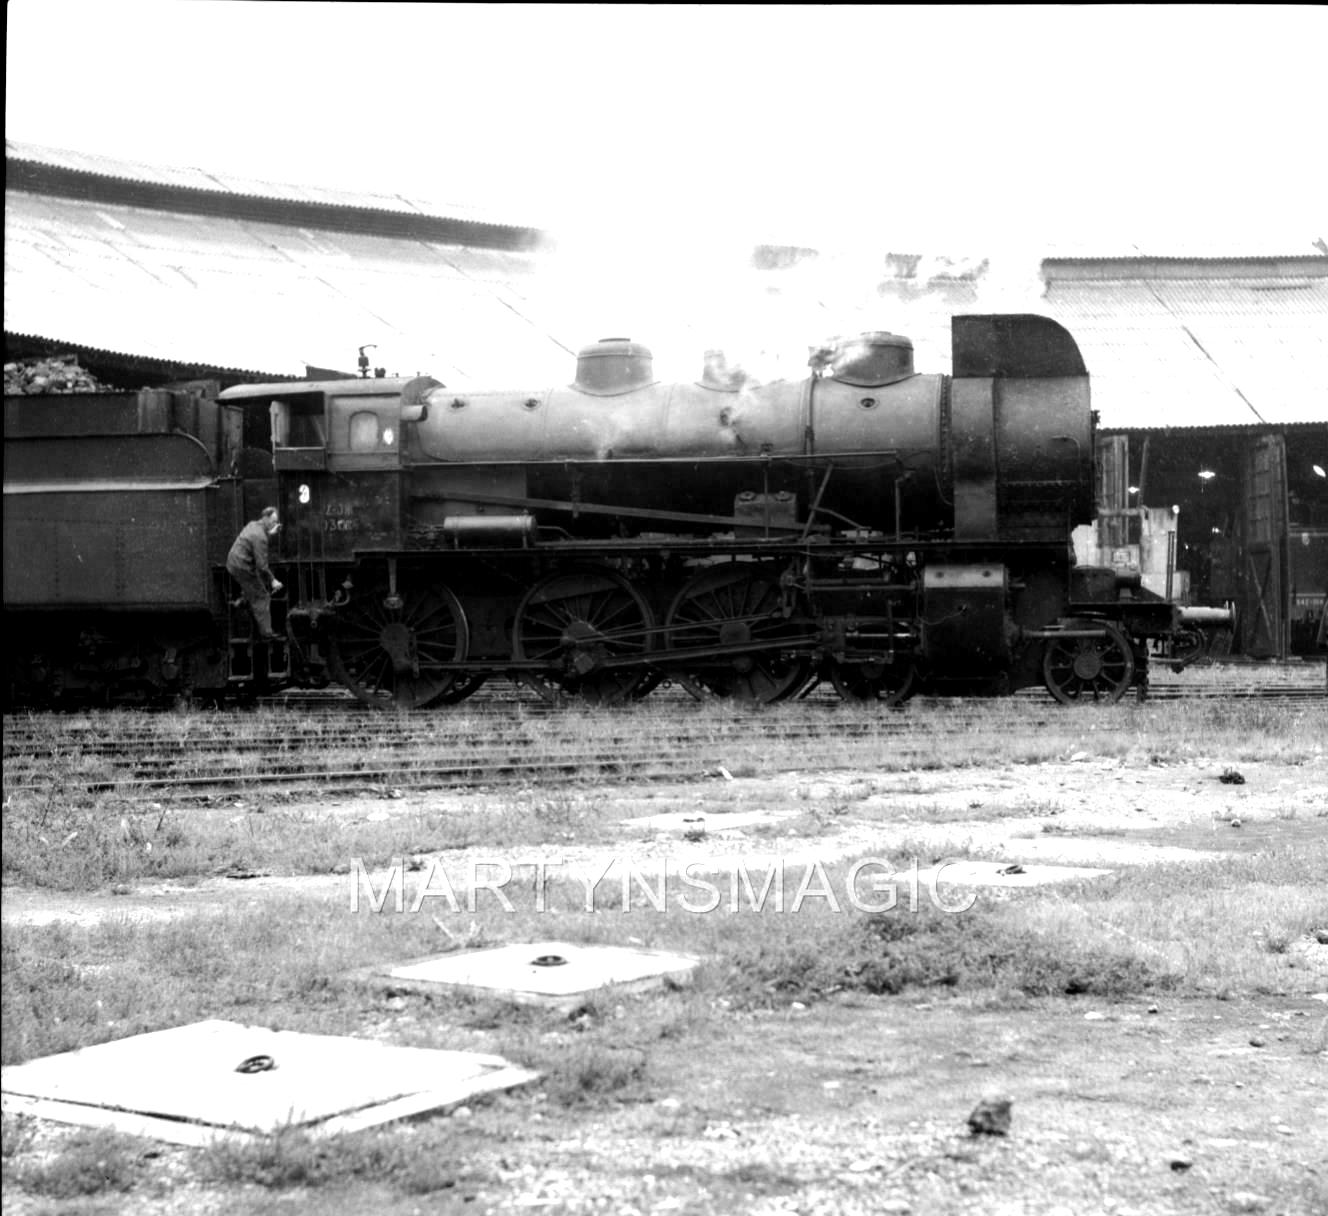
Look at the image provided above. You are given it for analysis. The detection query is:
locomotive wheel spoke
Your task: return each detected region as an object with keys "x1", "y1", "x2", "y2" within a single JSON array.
[
  {"x1": 512, "y1": 569, "x2": 655, "y2": 705},
  {"x1": 830, "y1": 658, "x2": 917, "y2": 706},
  {"x1": 329, "y1": 581, "x2": 469, "y2": 710},
  {"x1": 665, "y1": 565, "x2": 813, "y2": 704},
  {"x1": 1042, "y1": 620, "x2": 1135, "y2": 705}
]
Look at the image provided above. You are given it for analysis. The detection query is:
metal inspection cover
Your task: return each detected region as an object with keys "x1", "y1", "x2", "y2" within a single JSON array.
[
  {"x1": 901, "y1": 860, "x2": 1114, "y2": 888},
  {"x1": 0, "y1": 1020, "x2": 538, "y2": 1146},
  {"x1": 372, "y1": 940, "x2": 701, "y2": 1008},
  {"x1": 620, "y1": 810, "x2": 789, "y2": 833}
]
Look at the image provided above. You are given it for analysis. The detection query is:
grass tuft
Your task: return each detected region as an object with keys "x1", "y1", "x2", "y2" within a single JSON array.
[
  {"x1": 1, "y1": 1115, "x2": 38, "y2": 1160},
  {"x1": 6, "y1": 1127, "x2": 144, "y2": 1198},
  {"x1": 198, "y1": 1121, "x2": 476, "y2": 1193},
  {"x1": 202, "y1": 1124, "x2": 391, "y2": 1189},
  {"x1": 704, "y1": 895, "x2": 1173, "y2": 1008},
  {"x1": 537, "y1": 1040, "x2": 650, "y2": 1104}
]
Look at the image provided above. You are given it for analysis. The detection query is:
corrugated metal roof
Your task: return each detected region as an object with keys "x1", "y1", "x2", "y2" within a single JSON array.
[
  {"x1": 1042, "y1": 274, "x2": 1328, "y2": 427},
  {"x1": 4, "y1": 329, "x2": 286, "y2": 383},
  {"x1": 1040, "y1": 238, "x2": 1327, "y2": 260},
  {"x1": 1098, "y1": 420, "x2": 1328, "y2": 435},
  {"x1": 5, "y1": 140, "x2": 545, "y2": 233},
  {"x1": 4, "y1": 189, "x2": 574, "y2": 381},
  {"x1": 6, "y1": 141, "x2": 1326, "y2": 424}
]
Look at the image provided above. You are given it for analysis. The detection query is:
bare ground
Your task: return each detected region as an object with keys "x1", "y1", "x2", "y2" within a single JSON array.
[{"x1": 4, "y1": 752, "x2": 1327, "y2": 1215}]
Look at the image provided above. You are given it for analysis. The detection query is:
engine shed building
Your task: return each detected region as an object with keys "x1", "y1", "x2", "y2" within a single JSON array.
[
  {"x1": 1082, "y1": 422, "x2": 1327, "y2": 658},
  {"x1": 6, "y1": 141, "x2": 1326, "y2": 657},
  {"x1": 1036, "y1": 256, "x2": 1328, "y2": 659}
]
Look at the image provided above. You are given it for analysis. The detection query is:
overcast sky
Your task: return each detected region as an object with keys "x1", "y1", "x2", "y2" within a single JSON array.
[{"x1": 7, "y1": 2, "x2": 1326, "y2": 254}]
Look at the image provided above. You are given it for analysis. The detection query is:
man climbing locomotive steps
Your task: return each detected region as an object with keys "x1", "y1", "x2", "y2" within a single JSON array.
[{"x1": 227, "y1": 508, "x2": 285, "y2": 685}]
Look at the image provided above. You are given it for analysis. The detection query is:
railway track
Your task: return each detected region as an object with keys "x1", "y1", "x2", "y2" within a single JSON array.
[
  {"x1": 0, "y1": 706, "x2": 1033, "y2": 800},
  {"x1": 4, "y1": 665, "x2": 1322, "y2": 803}
]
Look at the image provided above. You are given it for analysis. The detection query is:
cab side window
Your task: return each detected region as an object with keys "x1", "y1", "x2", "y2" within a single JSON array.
[
  {"x1": 349, "y1": 411, "x2": 380, "y2": 452},
  {"x1": 289, "y1": 403, "x2": 326, "y2": 447}
]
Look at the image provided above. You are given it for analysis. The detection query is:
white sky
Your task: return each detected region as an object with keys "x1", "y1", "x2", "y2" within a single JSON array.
[
  {"x1": 6, "y1": 2, "x2": 1326, "y2": 253},
  {"x1": 6, "y1": 2, "x2": 1326, "y2": 381}
]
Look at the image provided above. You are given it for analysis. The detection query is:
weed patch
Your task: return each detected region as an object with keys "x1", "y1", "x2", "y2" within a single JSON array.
[
  {"x1": 199, "y1": 1121, "x2": 476, "y2": 1193},
  {"x1": 704, "y1": 895, "x2": 1172, "y2": 1008},
  {"x1": 532, "y1": 1038, "x2": 650, "y2": 1105},
  {"x1": 1, "y1": 1114, "x2": 37, "y2": 1160},
  {"x1": 203, "y1": 1124, "x2": 391, "y2": 1189},
  {"x1": 6, "y1": 1127, "x2": 145, "y2": 1198}
]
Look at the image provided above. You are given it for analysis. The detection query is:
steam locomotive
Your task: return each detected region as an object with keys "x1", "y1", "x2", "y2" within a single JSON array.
[{"x1": 3, "y1": 314, "x2": 1199, "y2": 709}]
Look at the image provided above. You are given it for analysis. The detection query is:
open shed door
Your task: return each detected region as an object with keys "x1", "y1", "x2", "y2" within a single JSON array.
[
  {"x1": 1241, "y1": 435, "x2": 1289, "y2": 658},
  {"x1": 1095, "y1": 434, "x2": 1130, "y2": 548}
]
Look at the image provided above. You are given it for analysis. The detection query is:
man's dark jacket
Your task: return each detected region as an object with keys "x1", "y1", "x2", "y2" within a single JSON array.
[{"x1": 227, "y1": 521, "x2": 275, "y2": 589}]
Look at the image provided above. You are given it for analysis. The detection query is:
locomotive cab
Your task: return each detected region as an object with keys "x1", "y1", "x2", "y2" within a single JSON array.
[{"x1": 218, "y1": 376, "x2": 442, "y2": 563}]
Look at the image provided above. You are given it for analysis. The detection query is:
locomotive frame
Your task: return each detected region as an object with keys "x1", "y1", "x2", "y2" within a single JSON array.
[{"x1": 3, "y1": 314, "x2": 1206, "y2": 709}]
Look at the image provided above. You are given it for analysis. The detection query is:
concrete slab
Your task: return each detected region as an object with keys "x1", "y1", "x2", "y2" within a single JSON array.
[
  {"x1": 620, "y1": 810, "x2": 789, "y2": 833},
  {"x1": 366, "y1": 941, "x2": 701, "y2": 1009},
  {"x1": 997, "y1": 836, "x2": 1225, "y2": 867},
  {"x1": 0, "y1": 1020, "x2": 538, "y2": 1146},
  {"x1": 901, "y1": 860, "x2": 1114, "y2": 888}
]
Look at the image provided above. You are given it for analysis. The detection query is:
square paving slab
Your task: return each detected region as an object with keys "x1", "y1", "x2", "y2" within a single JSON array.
[
  {"x1": 364, "y1": 940, "x2": 701, "y2": 1009},
  {"x1": 0, "y1": 1020, "x2": 538, "y2": 1145},
  {"x1": 900, "y1": 860, "x2": 1114, "y2": 888},
  {"x1": 620, "y1": 809, "x2": 790, "y2": 833}
]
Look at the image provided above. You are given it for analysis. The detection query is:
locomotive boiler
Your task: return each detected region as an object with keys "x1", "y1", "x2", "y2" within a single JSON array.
[{"x1": 3, "y1": 314, "x2": 1191, "y2": 709}]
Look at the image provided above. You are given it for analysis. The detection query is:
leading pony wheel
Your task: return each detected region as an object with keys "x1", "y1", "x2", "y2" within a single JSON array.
[{"x1": 1042, "y1": 619, "x2": 1135, "y2": 704}]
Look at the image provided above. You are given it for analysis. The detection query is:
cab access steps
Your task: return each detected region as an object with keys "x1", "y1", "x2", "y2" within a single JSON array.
[{"x1": 227, "y1": 590, "x2": 291, "y2": 686}]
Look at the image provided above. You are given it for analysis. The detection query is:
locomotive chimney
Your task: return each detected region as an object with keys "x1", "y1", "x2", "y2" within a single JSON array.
[
  {"x1": 828, "y1": 332, "x2": 914, "y2": 387},
  {"x1": 574, "y1": 338, "x2": 654, "y2": 396}
]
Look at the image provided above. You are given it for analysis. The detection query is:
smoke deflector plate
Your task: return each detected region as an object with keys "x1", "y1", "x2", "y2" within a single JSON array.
[
  {"x1": 0, "y1": 1020, "x2": 538, "y2": 1146},
  {"x1": 369, "y1": 941, "x2": 700, "y2": 1008}
]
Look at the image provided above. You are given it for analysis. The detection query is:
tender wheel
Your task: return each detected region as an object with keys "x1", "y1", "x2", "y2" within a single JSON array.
[
  {"x1": 1042, "y1": 620, "x2": 1135, "y2": 704},
  {"x1": 512, "y1": 568, "x2": 655, "y2": 705},
  {"x1": 329, "y1": 582, "x2": 469, "y2": 710},
  {"x1": 665, "y1": 564, "x2": 813, "y2": 703},
  {"x1": 830, "y1": 658, "x2": 917, "y2": 706}
]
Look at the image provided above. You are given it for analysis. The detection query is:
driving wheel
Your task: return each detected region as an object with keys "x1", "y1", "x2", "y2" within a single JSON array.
[
  {"x1": 665, "y1": 564, "x2": 813, "y2": 703},
  {"x1": 329, "y1": 582, "x2": 469, "y2": 709},
  {"x1": 512, "y1": 568, "x2": 655, "y2": 704}
]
